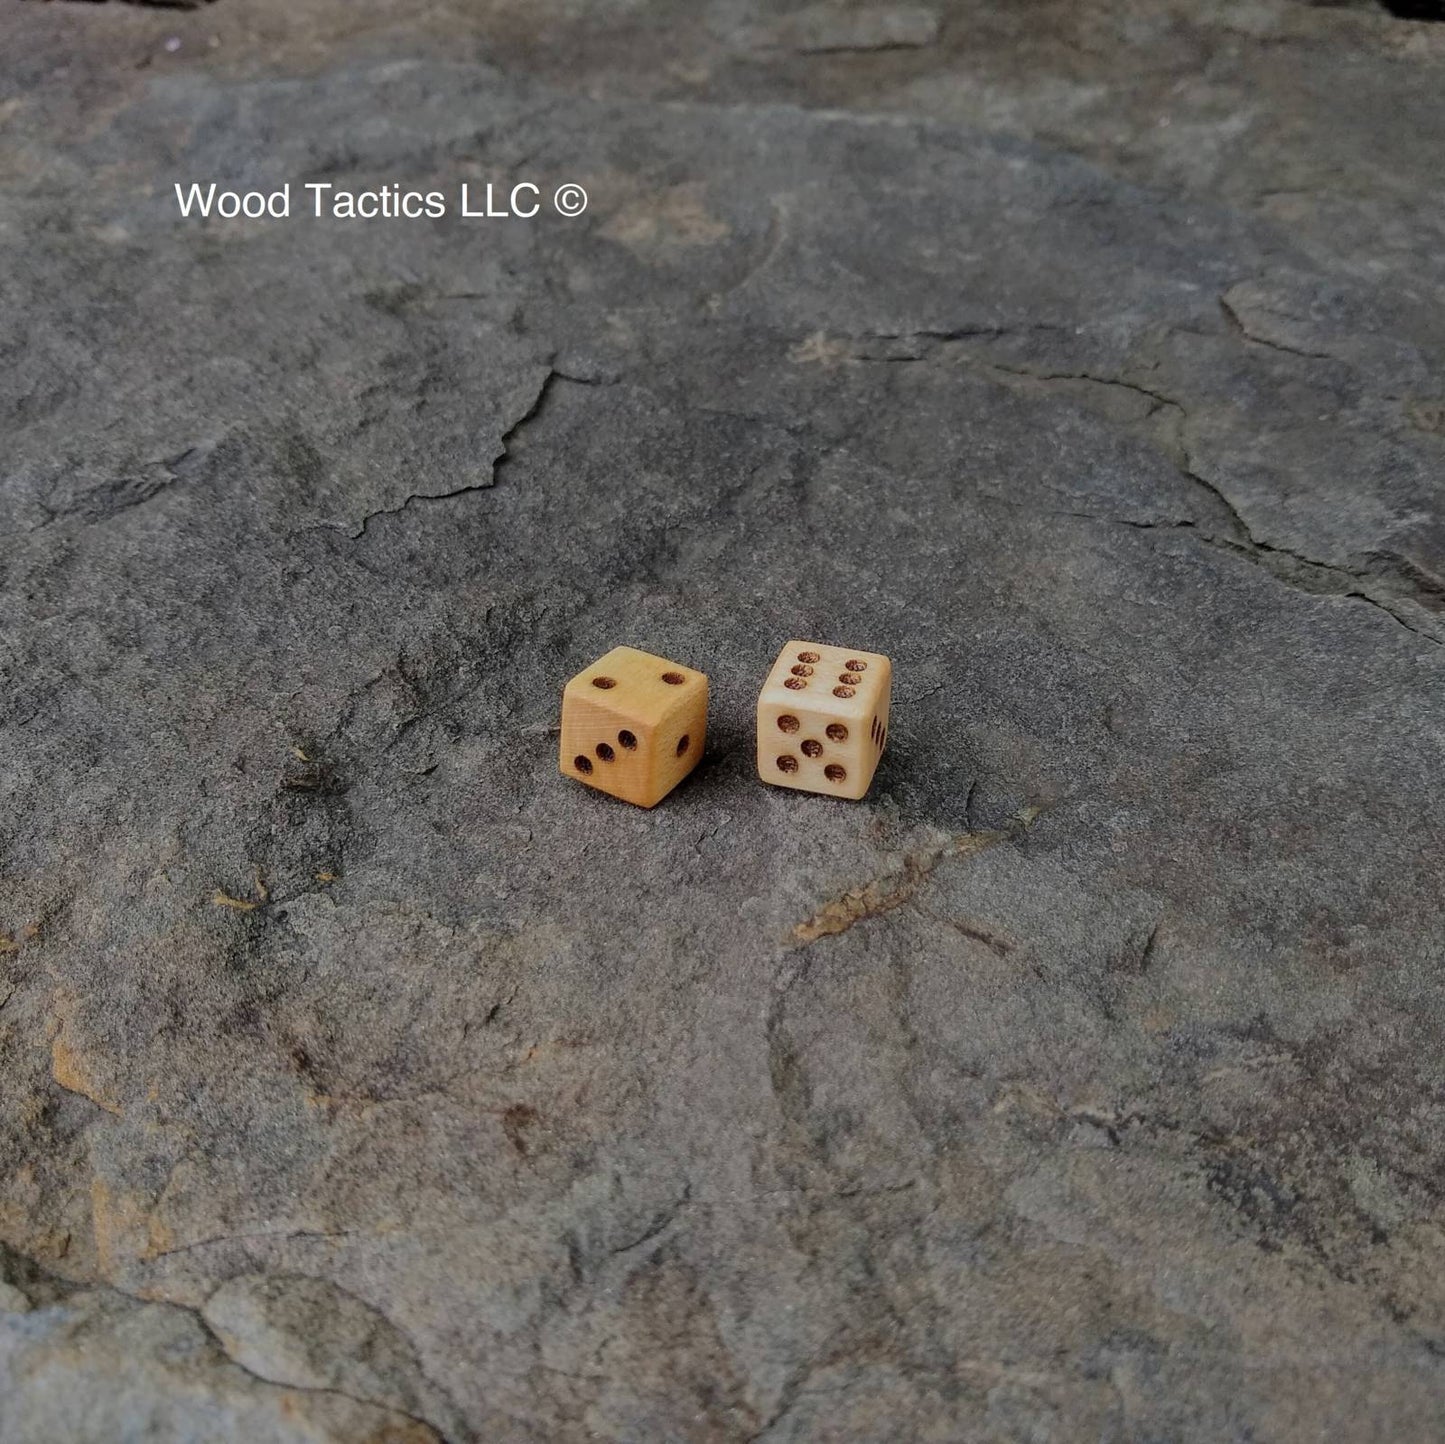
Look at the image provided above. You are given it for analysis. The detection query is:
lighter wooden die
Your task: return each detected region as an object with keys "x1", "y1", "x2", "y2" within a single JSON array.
[
  {"x1": 560, "y1": 646, "x2": 708, "y2": 808},
  {"x1": 757, "y1": 640, "x2": 891, "y2": 800}
]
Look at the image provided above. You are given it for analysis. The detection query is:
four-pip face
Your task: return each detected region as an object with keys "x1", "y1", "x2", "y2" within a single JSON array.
[{"x1": 756, "y1": 640, "x2": 892, "y2": 801}]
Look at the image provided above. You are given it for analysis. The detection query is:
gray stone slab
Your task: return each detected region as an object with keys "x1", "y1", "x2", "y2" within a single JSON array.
[{"x1": 1, "y1": 6, "x2": 1443, "y2": 1441}]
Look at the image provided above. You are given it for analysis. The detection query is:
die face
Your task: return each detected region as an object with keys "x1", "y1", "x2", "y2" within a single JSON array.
[
  {"x1": 764, "y1": 640, "x2": 890, "y2": 715},
  {"x1": 560, "y1": 646, "x2": 708, "y2": 808},
  {"x1": 563, "y1": 646, "x2": 707, "y2": 727},
  {"x1": 759, "y1": 698, "x2": 875, "y2": 799},
  {"x1": 757, "y1": 641, "x2": 892, "y2": 801}
]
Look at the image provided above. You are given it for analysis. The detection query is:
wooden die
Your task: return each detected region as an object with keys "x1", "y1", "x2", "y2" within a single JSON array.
[
  {"x1": 757, "y1": 640, "x2": 891, "y2": 800},
  {"x1": 560, "y1": 646, "x2": 708, "y2": 808}
]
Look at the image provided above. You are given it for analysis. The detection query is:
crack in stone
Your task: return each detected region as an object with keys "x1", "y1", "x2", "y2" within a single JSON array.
[
  {"x1": 54, "y1": 0, "x2": 214, "y2": 8},
  {"x1": 1089, "y1": 492, "x2": 1444, "y2": 646},
  {"x1": 149, "y1": 1229, "x2": 356, "y2": 1260},
  {"x1": 975, "y1": 359, "x2": 1187, "y2": 418},
  {"x1": 0, "y1": 1239, "x2": 452, "y2": 1442},
  {"x1": 746, "y1": 1361, "x2": 819, "y2": 1443},
  {"x1": 491, "y1": 365, "x2": 562, "y2": 487},
  {"x1": 841, "y1": 330, "x2": 1197, "y2": 465},
  {"x1": 351, "y1": 365, "x2": 559, "y2": 537},
  {"x1": 833, "y1": 329, "x2": 1436, "y2": 643},
  {"x1": 742, "y1": 7, "x2": 941, "y2": 57},
  {"x1": 191, "y1": 1308, "x2": 452, "y2": 1444},
  {"x1": 861, "y1": 323, "x2": 1445, "y2": 647},
  {"x1": 1138, "y1": 917, "x2": 1162, "y2": 972},
  {"x1": 263, "y1": 1273, "x2": 472, "y2": 1444},
  {"x1": 791, "y1": 810, "x2": 1043, "y2": 947},
  {"x1": 1176, "y1": 463, "x2": 1250, "y2": 539},
  {"x1": 1199, "y1": 532, "x2": 1445, "y2": 645},
  {"x1": 1011, "y1": 495, "x2": 1444, "y2": 647},
  {"x1": 912, "y1": 905, "x2": 1014, "y2": 955},
  {"x1": 843, "y1": 328, "x2": 1439, "y2": 644},
  {"x1": 29, "y1": 444, "x2": 209, "y2": 532},
  {"x1": 788, "y1": 39, "x2": 937, "y2": 55},
  {"x1": 1218, "y1": 294, "x2": 1336, "y2": 362},
  {"x1": 606, "y1": 1185, "x2": 693, "y2": 1259},
  {"x1": 714, "y1": 198, "x2": 788, "y2": 302},
  {"x1": 853, "y1": 322, "x2": 1074, "y2": 356}
]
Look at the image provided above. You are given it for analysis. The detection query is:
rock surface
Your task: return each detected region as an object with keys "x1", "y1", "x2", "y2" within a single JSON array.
[{"x1": 1, "y1": 2, "x2": 1443, "y2": 1440}]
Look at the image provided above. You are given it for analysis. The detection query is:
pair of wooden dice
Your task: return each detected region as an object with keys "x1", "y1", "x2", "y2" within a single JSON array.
[{"x1": 559, "y1": 641, "x2": 892, "y2": 808}]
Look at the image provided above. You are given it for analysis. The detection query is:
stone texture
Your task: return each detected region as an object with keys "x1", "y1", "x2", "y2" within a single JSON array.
[
  {"x1": 0, "y1": 1247, "x2": 441, "y2": 1444},
  {"x1": 1, "y1": 2, "x2": 1443, "y2": 1440}
]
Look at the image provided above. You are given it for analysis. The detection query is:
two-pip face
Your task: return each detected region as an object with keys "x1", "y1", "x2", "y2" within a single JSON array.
[{"x1": 560, "y1": 640, "x2": 892, "y2": 808}]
